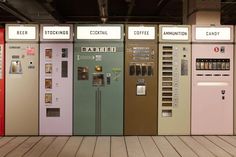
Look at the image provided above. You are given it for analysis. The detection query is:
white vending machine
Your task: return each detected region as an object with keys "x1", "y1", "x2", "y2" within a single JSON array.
[
  {"x1": 40, "y1": 24, "x2": 73, "y2": 135},
  {"x1": 191, "y1": 25, "x2": 234, "y2": 135}
]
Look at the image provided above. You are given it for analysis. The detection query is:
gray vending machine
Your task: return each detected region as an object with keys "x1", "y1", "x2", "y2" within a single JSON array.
[
  {"x1": 158, "y1": 25, "x2": 191, "y2": 135},
  {"x1": 74, "y1": 24, "x2": 124, "y2": 135},
  {"x1": 40, "y1": 24, "x2": 73, "y2": 135},
  {"x1": 5, "y1": 24, "x2": 39, "y2": 135}
]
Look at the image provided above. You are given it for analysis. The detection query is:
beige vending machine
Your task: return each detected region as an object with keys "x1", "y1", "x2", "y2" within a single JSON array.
[
  {"x1": 5, "y1": 24, "x2": 39, "y2": 135},
  {"x1": 158, "y1": 25, "x2": 191, "y2": 135},
  {"x1": 125, "y1": 24, "x2": 158, "y2": 135}
]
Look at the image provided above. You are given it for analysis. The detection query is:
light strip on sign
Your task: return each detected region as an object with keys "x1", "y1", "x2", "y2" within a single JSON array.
[
  {"x1": 8, "y1": 26, "x2": 36, "y2": 40},
  {"x1": 43, "y1": 26, "x2": 70, "y2": 40},
  {"x1": 197, "y1": 82, "x2": 229, "y2": 86},
  {"x1": 195, "y1": 27, "x2": 231, "y2": 41},
  {"x1": 161, "y1": 27, "x2": 189, "y2": 40},
  {"x1": 77, "y1": 26, "x2": 121, "y2": 40},
  {"x1": 128, "y1": 26, "x2": 155, "y2": 40}
]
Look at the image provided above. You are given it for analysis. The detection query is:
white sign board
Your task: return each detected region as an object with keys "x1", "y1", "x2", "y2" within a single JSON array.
[
  {"x1": 43, "y1": 26, "x2": 70, "y2": 40},
  {"x1": 77, "y1": 26, "x2": 121, "y2": 40},
  {"x1": 161, "y1": 27, "x2": 189, "y2": 40},
  {"x1": 8, "y1": 26, "x2": 36, "y2": 40},
  {"x1": 128, "y1": 26, "x2": 155, "y2": 40},
  {"x1": 195, "y1": 27, "x2": 231, "y2": 40}
]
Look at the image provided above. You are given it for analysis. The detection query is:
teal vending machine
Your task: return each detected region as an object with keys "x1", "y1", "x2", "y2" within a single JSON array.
[{"x1": 74, "y1": 24, "x2": 124, "y2": 135}]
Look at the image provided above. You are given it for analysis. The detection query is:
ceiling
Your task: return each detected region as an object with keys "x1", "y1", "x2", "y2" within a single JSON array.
[{"x1": 0, "y1": 0, "x2": 235, "y2": 24}]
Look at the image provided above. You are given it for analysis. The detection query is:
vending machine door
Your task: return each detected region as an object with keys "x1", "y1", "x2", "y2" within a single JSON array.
[
  {"x1": 191, "y1": 44, "x2": 233, "y2": 135},
  {"x1": 40, "y1": 43, "x2": 72, "y2": 135},
  {"x1": 6, "y1": 43, "x2": 39, "y2": 135},
  {"x1": 125, "y1": 43, "x2": 157, "y2": 135},
  {"x1": 158, "y1": 43, "x2": 191, "y2": 135},
  {"x1": 74, "y1": 42, "x2": 123, "y2": 135}
]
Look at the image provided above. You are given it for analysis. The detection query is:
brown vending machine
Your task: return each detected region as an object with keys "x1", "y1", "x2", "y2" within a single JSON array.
[{"x1": 125, "y1": 24, "x2": 158, "y2": 135}]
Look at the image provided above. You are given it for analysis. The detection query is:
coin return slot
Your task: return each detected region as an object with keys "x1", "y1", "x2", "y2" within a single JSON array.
[
  {"x1": 163, "y1": 67, "x2": 172, "y2": 71},
  {"x1": 162, "y1": 98, "x2": 172, "y2": 101},
  {"x1": 163, "y1": 57, "x2": 172, "y2": 60},
  {"x1": 162, "y1": 93, "x2": 172, "y2": 96},
  {"x1": 163, "y1": 72, "x2": 172, "y2": 76},
  {"x1": 162, "y1": 82, "x2": 172, "y2": 86},
  {"x1": 46, "y1": 108, "x2": 60, "y2": 117},
  {"x1": 163, "y1": 46, "x2": 173, "y2": 50},
  {"x1": 162, "y1": 77, "x2": 172, "y2": 81},
  {"x1": 162, "y1": 110, "x2": 172, "y2": 117},
  {"x1": 162, "y1": 103, "x2": 172, "y2": 107},
  {"x1": 222, "y1": 74, "x2": 230, "y2": 76},
  {"x1": 163, "y1": 51, "x2": 173, "y2": 55},
  {"x1": 162, "y1": 87, "x2": 172, "y2": 91},
  {"x1": 196, "y1": 74, "x2": 204, "y2": 76},
  {"x1": 163, "y1": 62, "x2": 172, "y2": 65}
]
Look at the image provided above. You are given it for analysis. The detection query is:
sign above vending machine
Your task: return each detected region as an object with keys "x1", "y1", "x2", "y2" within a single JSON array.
[
  {"x1": 128, "y1": 26, "x2": 155, "y2": 40},
  {"x1": 8, "y1": 26, "x2": 36, "y2": 40},
  {"x1": 42, "y1": 26, "x2": 70, "y2": 40},
  {"x1": 77, "y1": 26, "x2": 121, "y2": 40},
  {"x1": 195, "y1": 27, "x2": 231, "y2": 41},
  {"x1": 161, "y1": 26, "x2": 189, "y2": 40}
]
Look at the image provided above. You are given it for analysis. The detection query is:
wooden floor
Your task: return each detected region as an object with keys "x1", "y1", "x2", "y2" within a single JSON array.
[{"x1": 0, "y1": 136, "x2": 236, "y2": 157}]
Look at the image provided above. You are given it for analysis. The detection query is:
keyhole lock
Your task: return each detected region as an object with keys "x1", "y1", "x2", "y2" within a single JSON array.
[
  {"x1": 221, "y1": 90, "x2": 225, "y2": 94},
  {"x1": 221, "y1": 90, "x2": 225, "y2": 100}
]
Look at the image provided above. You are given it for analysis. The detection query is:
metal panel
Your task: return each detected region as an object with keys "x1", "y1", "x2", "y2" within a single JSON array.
[
  {"x1": 191, "y1": 44, "x2": 233, "y2": 135},
  {"x1": 125, "y1": 24, "x2": 158, "y2": 135},
  {"x1": 5, "y1": 43, "x2": 38, "y2": 135},
  {"x1": 74, "y1": 24, "x2": 124, "y2": 135},
  {"x1": 158, "y1": 43, "x2": 191, "y2": 135},
  {"x1": 40, "y1": 43, "x2": 73, "y2": 135}
]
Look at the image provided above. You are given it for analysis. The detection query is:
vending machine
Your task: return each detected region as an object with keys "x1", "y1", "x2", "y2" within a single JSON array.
[
  {"x1": 0, "y1": 28, "x2": 4, "y2": 136},
  {"x1": 5, "y1": 24, "x2": 39, "y2": 135},
  {"x1": 125, "y1": 24, "x2": 158, "y2": 135},
  {"x1": 158, "y1": 25, "x2": 191, "y2": 135},
  {"x1": 192, "y1": 25, "x2": 234, "y2": 135},
  {"x1": 74, "y1": 24, "x2": 124, "y2": 135},
  {"x1": 40, "y1": 24, "x2": 73, "y2": 135}
]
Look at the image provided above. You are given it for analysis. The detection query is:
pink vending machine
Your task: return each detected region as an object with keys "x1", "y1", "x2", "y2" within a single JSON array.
[
  {"x1": 191, "y1": 25, "x2": 234, "y2": 135},
  {"x1": 39, "y1": 24, "x2": 73, "y2": 135}
]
